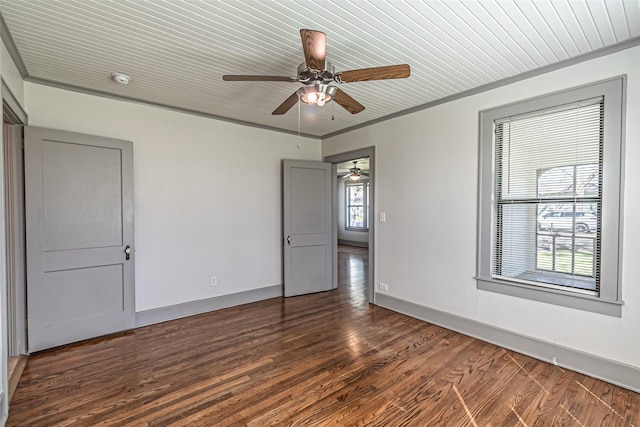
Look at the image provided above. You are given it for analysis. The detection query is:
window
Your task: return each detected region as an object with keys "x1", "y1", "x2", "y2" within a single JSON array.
[
  {"x1": 346, "y1": 181, "x2": 369, "y2": 230},
  {"x1": 477, "y1": 78, "x2": 624, "y2": 316},
  {"x1": 536, "y1": 164, "x2": 599, "y2": 283}
]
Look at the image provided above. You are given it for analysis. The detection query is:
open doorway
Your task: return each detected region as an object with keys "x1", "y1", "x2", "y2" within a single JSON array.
[{"x1": 325, "y1": 147, "x2": 375, "y2": 304}]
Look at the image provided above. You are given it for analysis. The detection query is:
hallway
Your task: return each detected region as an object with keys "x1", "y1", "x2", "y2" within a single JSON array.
[{"x1": 337, "y1": 244, "x2": 369, "y2": 304}]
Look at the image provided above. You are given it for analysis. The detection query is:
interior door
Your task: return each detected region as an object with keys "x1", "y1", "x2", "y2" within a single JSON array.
[
  {"x1": 25, "y1": 126, "x2": 135, "y2": 352},
  {"x1": 283, "y1": 160, "x2": 333, "y2": 297}
]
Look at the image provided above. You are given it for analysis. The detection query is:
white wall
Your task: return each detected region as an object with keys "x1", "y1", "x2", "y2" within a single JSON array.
[
  {"x1": 24, "y1": 83, "x2": 321, "y2": 312},
  {"x1": 337, "y1": 177, "x2": 369, "y2": 244},
  {"x1": 323, "y1": 46, "x2": 640, "y2": 369}
]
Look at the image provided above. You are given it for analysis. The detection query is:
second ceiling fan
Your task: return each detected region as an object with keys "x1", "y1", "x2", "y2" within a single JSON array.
[
  {"x1": 222, "y1": 29, "x2": 411, "y2": 115},
  {"x1": 340, "y1": 161, "x2": 368, "y2": 180}
]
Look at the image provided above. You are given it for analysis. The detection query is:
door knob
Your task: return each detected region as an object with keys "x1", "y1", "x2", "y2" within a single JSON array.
[
  {"x1": 124, "y1": 245, "x2": 131, "y2": 261},
  {"x1": 287, "y1": 236, "x2": 291, "y2": 245}
]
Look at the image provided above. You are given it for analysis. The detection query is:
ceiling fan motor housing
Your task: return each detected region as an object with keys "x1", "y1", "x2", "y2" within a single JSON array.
[{"x1": 297, "y1": 61, "x2": 335, "y2": 85}]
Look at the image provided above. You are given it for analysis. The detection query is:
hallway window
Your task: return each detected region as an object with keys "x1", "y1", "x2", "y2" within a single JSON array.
[{"x1": 346, "y1": 182, "x2": 369, "y2": 230}]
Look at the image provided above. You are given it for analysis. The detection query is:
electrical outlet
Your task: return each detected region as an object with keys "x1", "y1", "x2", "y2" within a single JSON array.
[
  {"x1": 211, "y1": 276, "x2": 217, "y2": 286},
  {"x1": 379, "y1": 282, "x2": 389, "y2": 291}
]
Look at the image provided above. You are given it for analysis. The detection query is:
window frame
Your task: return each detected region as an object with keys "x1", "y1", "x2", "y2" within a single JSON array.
[
  {"x1": 345, "y1": 180, "x2": 369, "y2": 231},
  {"x1": 477, "y1": 77, "x2": 625, "y2": 317}
]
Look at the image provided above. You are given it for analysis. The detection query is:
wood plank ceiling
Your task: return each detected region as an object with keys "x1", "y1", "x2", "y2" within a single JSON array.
[{"x1": 1, "y1": 0, "x2": 639, "y2": 138}]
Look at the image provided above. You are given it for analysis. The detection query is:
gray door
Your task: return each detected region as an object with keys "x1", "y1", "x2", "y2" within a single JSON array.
[
  {"x1": 283, "y1": 160, "x2": 333, "y2": 297},
  {"x1": 25, "y1": 127, "x2": 135, "y2": 352}
]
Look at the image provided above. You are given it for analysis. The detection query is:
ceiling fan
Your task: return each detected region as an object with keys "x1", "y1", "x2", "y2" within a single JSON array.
[
  {"x1": 222, "y1": 29, "x2": 411, "y2": 116},
  {"x1": 340, "y1": 161, "x2": 368, "y2": 181}
]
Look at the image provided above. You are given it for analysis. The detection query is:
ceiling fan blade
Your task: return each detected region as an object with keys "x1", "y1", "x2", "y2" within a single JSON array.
[
  {"x1": 333, "y1": 89, "x2": 365, "y2": 114},
  {"x1": 272, "y1": 91, "x2": 300, "y2": 115},
  {"x1": 300, "y1": 29, "x2": 326, "y2": 71},
  {"x1": 337, "y1": 64, "x2": 410, "y2": 83},
  {"x1": 223, "y1": 75, "x2": 295, "y2": 82}
]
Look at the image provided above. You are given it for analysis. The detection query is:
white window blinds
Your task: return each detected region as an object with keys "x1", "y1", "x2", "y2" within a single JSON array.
[{"x1": 492, "y1": 98, "x2": 603, "y2": 294}]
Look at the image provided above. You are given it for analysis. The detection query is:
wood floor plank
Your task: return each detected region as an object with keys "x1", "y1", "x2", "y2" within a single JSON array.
[{"x1": 7, "y1": 246, "x2": 640, "y2": 426}]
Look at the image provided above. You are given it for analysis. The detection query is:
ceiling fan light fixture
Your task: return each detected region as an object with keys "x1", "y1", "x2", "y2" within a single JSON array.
[
  {"x1": 349, "y1": 173, "x2": 360, "y2": 181},
  {"x1": 299, "y1": 85, "x2": 337, "y2": 107}
]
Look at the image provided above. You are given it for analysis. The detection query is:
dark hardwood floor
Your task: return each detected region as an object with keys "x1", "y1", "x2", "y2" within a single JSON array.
[{"x1": 8, "y1": 245, "x2": 639, "y2": 426}]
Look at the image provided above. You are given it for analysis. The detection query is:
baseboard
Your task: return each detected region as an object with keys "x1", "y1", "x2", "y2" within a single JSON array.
[
  {"x1": 8, "y1": 355, "x2": 27, "y2": 401},
  {"x1": 136, "y1": 285, "x2": 283, "y2": 327},
  {"x1": 375, "y1": 293, "x2": 640, "y2": 393},
  {"x1": 338, "y1": 239, "x2": 369, "y2": 248}
]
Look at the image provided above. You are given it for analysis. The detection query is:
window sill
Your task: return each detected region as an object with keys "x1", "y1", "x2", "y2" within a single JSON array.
[
  {"x1": 477, "y1": 276, "x2": 623, "y2": 317},
  {"x1": 345, "y1": 227, "x2": 369, "y2": 232}
]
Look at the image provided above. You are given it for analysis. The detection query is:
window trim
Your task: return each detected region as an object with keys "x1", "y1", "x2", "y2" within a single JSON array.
[
  {"x1": 477, "y1": 77, "x2": 625, "y2": 317},
  {"x1": 345, "y1": 180, "x2": 369, "y2": 231}
]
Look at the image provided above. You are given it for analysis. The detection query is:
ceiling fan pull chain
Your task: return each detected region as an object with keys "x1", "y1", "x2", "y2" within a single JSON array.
[{"x1": 297, "y1": 92, "x2": 301, "y2": 147}]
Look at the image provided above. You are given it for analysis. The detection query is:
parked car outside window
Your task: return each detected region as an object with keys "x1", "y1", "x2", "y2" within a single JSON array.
[{"x1": 537, "y1": 211, "x2": 598, "y2": 233}]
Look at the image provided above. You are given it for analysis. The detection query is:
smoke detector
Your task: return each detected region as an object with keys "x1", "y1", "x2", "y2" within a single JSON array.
[{"x1": 111, "y1": 72, "x2": 131, "y2": 85}]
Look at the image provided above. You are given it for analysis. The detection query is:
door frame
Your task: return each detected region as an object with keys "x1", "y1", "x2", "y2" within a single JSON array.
[
  {"x1": 1, "y1": 81, "x2": 28, "y2": 421},
  {"x1": 325, "y1": 146, "x2": 375, "y2": 304},
  {"x1": 2, "y1": 82, "x2": 28, "y2": 356},
  {"x1": 2, "y1": 92, "x2": 27, "y2": 357}
]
